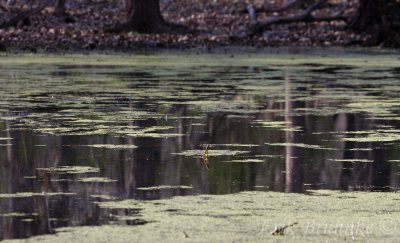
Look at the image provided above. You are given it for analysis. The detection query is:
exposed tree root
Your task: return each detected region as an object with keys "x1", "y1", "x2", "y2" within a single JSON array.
[
  {"x1": 106, "y1": 18, "x2": 192, "y2": 34},
  {"x1": 107, "y1": 20, "x2": 172, "y2": 34}
]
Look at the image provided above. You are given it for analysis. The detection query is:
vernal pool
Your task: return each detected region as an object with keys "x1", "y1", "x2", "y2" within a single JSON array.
[{"x1": 0, "y1": 52, "x2": 400, "y2": 241}]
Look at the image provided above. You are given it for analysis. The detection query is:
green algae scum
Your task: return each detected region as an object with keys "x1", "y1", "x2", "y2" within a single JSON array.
[{"x1": 1, "y1": 50, "x2": 400, "y2": 242}]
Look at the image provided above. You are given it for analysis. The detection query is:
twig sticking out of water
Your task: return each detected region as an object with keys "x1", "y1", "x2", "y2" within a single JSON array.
[
  {"x1": 271, "y1": 222, "x2": 298, "y2": 236},
  {"x1": 203, "y1": 144, "x2": 210, "y2": 170}
]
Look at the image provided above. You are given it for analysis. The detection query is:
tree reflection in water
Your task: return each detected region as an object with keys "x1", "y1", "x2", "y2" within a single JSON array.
[{"x1": 1, "y1": 59, "x2": 400, "y2": 239}]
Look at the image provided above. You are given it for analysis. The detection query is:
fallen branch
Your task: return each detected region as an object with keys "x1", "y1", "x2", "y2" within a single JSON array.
[
  {"x1": 248, "y1": 0, "x2": 348, "y2": 36},
  {"x1": 266, "y1": 0, "x2": 304, "y2": 12},
  {"x1": 240, "y1": 0, "x2": 316, "y2": 14},
  {"x1": 257, "y1": 0, "x2": 303, "y2": 13},
  {"x1": 0, "y1": 1, "x2": 51, "y2": 29}
]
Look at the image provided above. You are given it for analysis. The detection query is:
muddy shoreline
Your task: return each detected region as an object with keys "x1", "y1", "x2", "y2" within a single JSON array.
[{"x1": 1, "y1": 45, "x2": 399, "y2": 57}]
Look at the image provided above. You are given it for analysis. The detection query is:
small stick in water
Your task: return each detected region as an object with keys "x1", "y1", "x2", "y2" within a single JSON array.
[{"x1": 203, "y1": 144, "x2": 210, "y2": 170}]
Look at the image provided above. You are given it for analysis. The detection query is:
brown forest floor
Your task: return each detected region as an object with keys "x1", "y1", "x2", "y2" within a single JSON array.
[{"x1": 0, "y1": 0, "x2": 369, "y2": 52}]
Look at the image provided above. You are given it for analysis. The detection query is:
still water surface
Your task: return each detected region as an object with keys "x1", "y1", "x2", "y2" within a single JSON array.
[{"x1": 0, "y1": 53, "x2": 400, "y2": 239}]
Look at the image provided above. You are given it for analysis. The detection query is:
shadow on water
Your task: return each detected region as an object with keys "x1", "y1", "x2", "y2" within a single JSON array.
[{"x1": 1, "y1": 55, "x2": 400, "y2": 239}]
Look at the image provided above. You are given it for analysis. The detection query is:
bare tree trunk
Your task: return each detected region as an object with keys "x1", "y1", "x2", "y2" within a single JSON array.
[
  {"x1": 125, "y1": 0, "x2": 133, "y2": 20},
  {"x1": 350, "y1": 0, "x2": 400, "y2": 46},
  {"x1": 53, "y1": 0, "x2": 74, "y2": 23},
  {"x1": 349, "y1": 0, "x2": 382, "y2": 30},
  {"x1": 128, "y1": 0, "x2": 167, "y2": 33},
  {"x1": 53, "y1": 0, "x2": 66, "y2": 17},
  {"x1": 111, "y1": 0, "x2": 170, "y2": 33}
]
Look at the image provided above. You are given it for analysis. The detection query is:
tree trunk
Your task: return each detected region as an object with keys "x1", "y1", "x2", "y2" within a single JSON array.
[
  {"x1": 125, "y1": 0, "x2": 133, "y2": 20},
  {"x1": 114, "y1": 0, "x2": 170, "y2": 33},
  {"x1": 53, "y1": 0, "x2": 66, "y2": 17},
  {"x1": 53, "y1": 0, "x2": 74, "y2": 23},
  {"x1": 350, "y1": 0, "x2": 400, "y2": 46}
]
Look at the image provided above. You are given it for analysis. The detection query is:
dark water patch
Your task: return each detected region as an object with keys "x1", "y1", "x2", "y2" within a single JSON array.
[
  {"x1": 391, "y1": 67, "x2": 400, "y2": 75},
  {"x1": 55, "y1": 64, "x2": 119, "y2": 71},
  {"x1": 307, "y1": 65, "x2": 355, "y2": 74},
  {"x1": 299, "y1": 63, "x2": 326, "y2": 67},
  {"x1": 358, "y1": 76, "x2": 395, "y2": 80}
]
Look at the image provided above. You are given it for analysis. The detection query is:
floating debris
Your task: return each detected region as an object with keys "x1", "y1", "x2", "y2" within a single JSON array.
[
  {"x1": 328, "y1": 159, "x2": 373, "y2": 163},
  {"x1": 90, "y1": 195, "x2": 117, "y2": 200},
  {"x1": 85, "y1": 144, "x2": 138, "y2": 149},
  {"x1": 341, "y1": 133, "x2": 400, "y2": 142},
  {"x1": 21, "y1": 219, "x2": 35, "y2": 222},
  {"x1": 0, "y1": 143, "x2": 12, "y2": 146},
  {"x1": 265, "y1": 143, "x2": 326, "y2": 150},
  {"x1": 0, "y1": 213, "x2": 38, "y2": 217},
  {"x1": 347, "y1": 148, "x2": 373, "y2": 151},
  {"x1": 136, "y1": 185, "x2": 193, "y2": 191},
  {"x1": 126, "y1": 133, "x2": 184, "y2": 138},
  {"x1": 77, "y1": 177, "x2": 117, "y2": 183},
  {"x1": 50, "y1": 179, "x2": 73, "y2": 182},
  {"x1": 255, "y1": 154, "x2": 288, "y2": 159},
  {"x1": 209, "y1": 144, "x2": 259, "y2": 147},
  {"x1": 252, "y1": 120, "x2": 289, "y2": 128},
  {"x1": 173, "y1": 150, "x2": 250, "y2": 157},
  {"x1": 36, "y1": 166, "x2": 100, "y2": 174},
  {"x1": 0, "y1": 192, "x2": 76, "y2": 198},
  {"x1": 222, "y1": 159, "x2": 264, "y2": 163}
]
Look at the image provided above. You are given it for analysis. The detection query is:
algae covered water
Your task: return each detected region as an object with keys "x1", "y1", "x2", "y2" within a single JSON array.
[{"x1": 1, "y1": 52, "x2": 400, "y2": 240}]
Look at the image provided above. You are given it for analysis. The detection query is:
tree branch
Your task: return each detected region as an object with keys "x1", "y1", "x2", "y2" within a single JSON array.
[
  {"x1": 246, "y1": 4, "x2": 258, "y2": 25},
  {"x1": 256, "y1": 0, "x2": 304, "y2": 13},
  {"x1": 240, "y1": 0, "x2": 317, "y2": 14},
  {"x1": 0, "y1": 1, "x2": 51, "y2": 29},
  {"x1": 267, "y1": 0, "x2": 304, "y2": 12},
  {"x1": 0, "y1": 1, "x2": 10, "y2": 12},
  {"x1": 247, "y1": 0, "x2": 348, "y2": 36}
]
